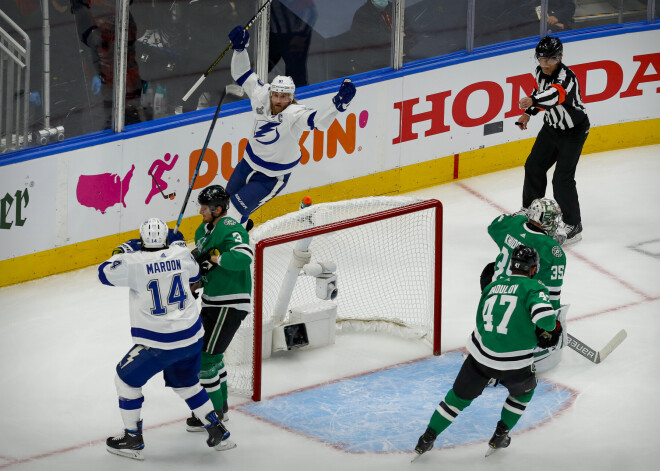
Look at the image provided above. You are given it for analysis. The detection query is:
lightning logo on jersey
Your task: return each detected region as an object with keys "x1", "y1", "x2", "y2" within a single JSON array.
[
  {"x1": 120, "y1": 345, "x2": 145, "y2": 369},
  {"x1": 254, "y1": 121, "x2": 281, "y2": 145}
]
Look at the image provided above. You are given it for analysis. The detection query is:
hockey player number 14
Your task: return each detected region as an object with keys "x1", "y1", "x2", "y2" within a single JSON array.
[
  {"x1": 147, "y1": 274, "x2": 188, "y2": 315},
  {"x1": 482, "y1": 295, "x2": 517, "y2": 334}
]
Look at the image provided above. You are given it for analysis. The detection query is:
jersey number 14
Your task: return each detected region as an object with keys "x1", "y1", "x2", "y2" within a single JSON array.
[{"x1": 147, "y1": 274, "x2": 187, "y2": 315}]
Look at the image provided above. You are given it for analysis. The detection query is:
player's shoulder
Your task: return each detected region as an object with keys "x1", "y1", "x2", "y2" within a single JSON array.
[
  {"x1": 283, "y1": 103, "x2": 313, "y2": 119},
  {"x1": 534, "y1": 235, "x2": 565, "y2": 259},
  {"x1": 219, "y1": 217, "x2": 248, "y2": 234}
]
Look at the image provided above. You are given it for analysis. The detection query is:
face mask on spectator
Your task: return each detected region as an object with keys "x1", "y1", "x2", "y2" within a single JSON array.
[{"x1": 372, "y1": 0, "x2": 389, "y2": 8}]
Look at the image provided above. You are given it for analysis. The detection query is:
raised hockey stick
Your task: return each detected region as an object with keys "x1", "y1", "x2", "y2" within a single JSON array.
[
  {"x1": 567, "y1": 330, "x2": 627, "y2": 364},
  {"x1": 173, "y1": 88, "x2": 227, "y2": 234},
  {"x1": 182, "y1": 0, "x2": 273, "y2": 102}
]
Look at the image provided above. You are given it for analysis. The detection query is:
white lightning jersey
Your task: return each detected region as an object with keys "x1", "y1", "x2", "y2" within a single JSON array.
[
  {"x1": 98, "y1": 245, "x2": 202, "y2": 350},
  {"x1": 231, "y1": 49, "x2": 340, "y2": 177}
]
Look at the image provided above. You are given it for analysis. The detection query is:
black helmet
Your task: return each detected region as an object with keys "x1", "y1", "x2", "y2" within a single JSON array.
[
  {"x1": 510, "y1": 245, "x2": 540, "y2": 278},
  {"x1": 535, "y1": 36, "x2": 563, "y2": 60},
  {"x1": 198, "y1": 185, "x2": 230, "y2": 213}
]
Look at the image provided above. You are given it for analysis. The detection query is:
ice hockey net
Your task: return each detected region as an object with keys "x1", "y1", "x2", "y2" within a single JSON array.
[{"x1": 224, "y1": 196, "x2": 442, "y2": 401}]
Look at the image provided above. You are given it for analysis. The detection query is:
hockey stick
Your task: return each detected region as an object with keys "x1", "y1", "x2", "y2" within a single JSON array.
[
  {"x1": 182, "y1": 0, "x2": 273, "y2": 102},
  {"x1": 567, "y1": 330, "x2": 627, "y2": 364},
  {"x1": 173, "y1": 88, "x2": 228, "y2": 234},
  {"x1": 148, "y1": 171, "x2": 176, "y2": 200}
]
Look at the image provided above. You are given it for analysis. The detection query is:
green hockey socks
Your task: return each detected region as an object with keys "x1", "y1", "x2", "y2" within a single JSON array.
[
  {"x1": 428, "y1": 389, "x2": 473, "y2": 434},
  {"x1": 200, "y1": 352, "x2": 225, "y2": 411},
  {"x1": 500, "y1": 390, "x2": 534, "y2": 430}
]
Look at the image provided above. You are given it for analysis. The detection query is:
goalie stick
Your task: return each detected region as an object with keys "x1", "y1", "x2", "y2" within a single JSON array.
[
  {"x1": 567, "y1": 330, "x2": 627, "y2": 364},
  {"x1": 556, "y1": 305, "x2": 626, "y2": 364}
]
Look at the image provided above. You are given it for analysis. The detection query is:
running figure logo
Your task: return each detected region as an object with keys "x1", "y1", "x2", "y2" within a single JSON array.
[{"x1": 146, "y1": 153, "x2": 178, "y2": 204}]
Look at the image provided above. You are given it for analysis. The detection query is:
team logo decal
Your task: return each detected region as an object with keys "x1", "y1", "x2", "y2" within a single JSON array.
[
  {"x1": 254, "y1": 121, "x2": 281, "y2": 145},
  {"x1": 552, "y1": 246, "x2": 562, "y2": 257},
  {"x1": 224, "y1": 219, "x2": 237, "y2": 226}
]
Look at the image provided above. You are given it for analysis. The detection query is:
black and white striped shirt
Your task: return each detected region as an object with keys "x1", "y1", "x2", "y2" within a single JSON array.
[{"x1": 525, "y1": 62, "x2": 587, "y2": 130}]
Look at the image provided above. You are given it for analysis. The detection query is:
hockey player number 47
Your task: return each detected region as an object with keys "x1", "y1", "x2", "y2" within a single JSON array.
[
  {"x1": 482, "y1": 295, "x2": 517, "y2": 334},
  {"x1": 147, "y1": 274, "x2": 188, "y2": 315}
]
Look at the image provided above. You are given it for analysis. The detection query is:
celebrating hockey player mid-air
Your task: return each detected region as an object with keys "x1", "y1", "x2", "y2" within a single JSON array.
[
  {"x1": 481, "y1": 197, "x2": 567, "y2": 372},
  {"x1": 414, "y1": 245, "x2": 561, "y2": 460},
  {"x1": 98, "y1": 218, "x2": 233, "y2": 460},
  {"x1": 224, "y1": 25, "x2": 357, "y2": 228}
]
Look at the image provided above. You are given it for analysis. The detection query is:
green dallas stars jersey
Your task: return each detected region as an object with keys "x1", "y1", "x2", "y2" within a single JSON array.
[
  {"x1": 488, "y1": 214, "x2": 566, "y2": 310},
  {"x1": 467, "y1": 275, "x2": 557, "y2": 371},
  {"x1": 194, "y1": 216, "x2": 253, "y2": 312}
]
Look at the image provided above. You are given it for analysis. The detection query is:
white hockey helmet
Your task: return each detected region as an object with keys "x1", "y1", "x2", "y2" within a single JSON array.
[
  {"x1": 270, "y1": 75, "x2": 295, "y2": 99},
  {"x1": 528, "y1": 198, "x2": 562, "y2": 236},
  {"x1": 139, "y1": 217, "x2": 169, "y2": 249}
]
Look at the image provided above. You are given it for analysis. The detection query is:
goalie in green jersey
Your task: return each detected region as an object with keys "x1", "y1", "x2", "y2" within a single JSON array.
[
  {"x1": 414, "y1": 245, "x2": 562, "y2": 459},
  {"x1": 480, "y1": 197, "x2": 567, "y2": 373},
  {"x1": 186, "y1": 185, "x2": 253, "y2": 439}
]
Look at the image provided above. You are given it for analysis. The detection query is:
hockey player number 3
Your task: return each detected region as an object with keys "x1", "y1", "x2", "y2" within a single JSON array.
[
  {"x1": 482, "y1": 295, "x2": 517, "y2": 334},
  {"x1": 147, "y1": 274, "x2": 188, "y2": 315}
]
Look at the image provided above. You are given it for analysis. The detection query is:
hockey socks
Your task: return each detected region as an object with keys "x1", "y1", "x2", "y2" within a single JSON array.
[
  {"x1": 200, "y1": 352, "x2": 225, "y2": 412},
  {"x1": 500, "y1": 390, "x2": 534, "y2": 430},
  {"x1": 428, "y1": 389, "x2": 473, "y2": 435}
]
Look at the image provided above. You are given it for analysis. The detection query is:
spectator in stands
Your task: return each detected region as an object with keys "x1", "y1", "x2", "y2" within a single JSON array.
[
  {"x1": 346, "y1": 0, "x2": 394, "y2": 73},
  {"x1": 404, "y1": 0, "x2": 467, "y2": 61},
  {"x1": 269, "y1": 0, "x2": 317, "y2": 88},
  {"x1": 71, "y1": 0, "x2": 148, "y2": 128}
]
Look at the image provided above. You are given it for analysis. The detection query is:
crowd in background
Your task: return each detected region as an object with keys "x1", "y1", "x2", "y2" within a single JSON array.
[{"x1": 0, "y1": 0, "x2": 654, "y2": 152}]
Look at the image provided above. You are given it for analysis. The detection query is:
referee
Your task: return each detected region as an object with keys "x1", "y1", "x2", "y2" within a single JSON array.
[{"x1": 516, "y1": 36, "x2": 589, "y2": 245}]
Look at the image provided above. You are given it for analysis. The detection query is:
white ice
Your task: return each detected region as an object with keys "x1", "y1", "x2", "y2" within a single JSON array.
[{"x1": 0, "y1": 145, "x2": 658, "y2": 471}]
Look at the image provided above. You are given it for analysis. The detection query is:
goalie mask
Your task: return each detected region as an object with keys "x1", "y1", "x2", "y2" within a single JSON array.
[
  {"x1": 510, "y1": 245, "x2": 540, "y2": 278},
  {"x1": 270, "y1": 75, "x2": 295, "y2": 100},
  {"x1": 528, "y1": 198, "x2": 562, "y2": 237},
  {"x1": 140, "y1": 218, "x2": 169, "y2": 249},
  {"x1": 198, "y1": 184, "x2": 230, "y2": 213}
]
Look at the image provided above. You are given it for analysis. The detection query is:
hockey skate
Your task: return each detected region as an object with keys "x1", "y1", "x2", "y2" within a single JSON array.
[
  {"x1": 106, "y1": 420, "x2": 145, "y2": 461},
  {"x1": 204, "y1": 411, "x2": 236, "y2": 451},
  {"x1": 186, "y1": 408, "x2": 227, "y2": 432},
  {"x1": 563, "y1": 222, "x2": 582, "y2": 245},
  {"x1": 485, "y1": 420, "x2": 511, "y2": 457},
  {"x1": 412, "y1": 427, "x2": 437, "y2": 462}
]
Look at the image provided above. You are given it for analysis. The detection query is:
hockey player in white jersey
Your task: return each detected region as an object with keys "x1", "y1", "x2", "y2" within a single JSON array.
[
  {"x1": 224, "y1": 25, "x2": 357, "y2": 227},
  {"x1": 98, "y1": 218, "x2": 233, "y2": 460}
]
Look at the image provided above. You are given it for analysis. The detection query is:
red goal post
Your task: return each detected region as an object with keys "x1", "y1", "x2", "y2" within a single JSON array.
[{"x1": 227, "y1": 197, "x2": 443, "y2": 402}]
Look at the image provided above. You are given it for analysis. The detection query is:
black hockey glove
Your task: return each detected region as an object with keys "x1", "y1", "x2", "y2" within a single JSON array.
[{"x1": 536, "y1": 321, "x2": 563, "y2": 349}]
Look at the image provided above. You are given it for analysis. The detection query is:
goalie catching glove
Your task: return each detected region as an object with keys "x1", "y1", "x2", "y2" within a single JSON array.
[{"x1": 536, "y1": 320, "x2": 563, "y2": 349}]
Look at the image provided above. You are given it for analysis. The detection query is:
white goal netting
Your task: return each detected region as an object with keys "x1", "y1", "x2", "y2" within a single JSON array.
[{"x1": 224, "y1": 196, "x2": 442, "y2": 400}]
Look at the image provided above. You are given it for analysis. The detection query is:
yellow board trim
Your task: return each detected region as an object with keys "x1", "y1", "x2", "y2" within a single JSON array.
[{"x1": 1, "y1": 118, "x2": 658, "y2": 287}]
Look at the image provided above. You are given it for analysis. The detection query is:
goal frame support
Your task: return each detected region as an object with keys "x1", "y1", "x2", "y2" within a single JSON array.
[{"x1": 252, "y1": 199, "x2": 443, "y2": 401}]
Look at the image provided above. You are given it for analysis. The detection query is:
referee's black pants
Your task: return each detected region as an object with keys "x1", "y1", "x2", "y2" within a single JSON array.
[{"x1": 522, "y1": 118, "x2": 590, "y2": 226}]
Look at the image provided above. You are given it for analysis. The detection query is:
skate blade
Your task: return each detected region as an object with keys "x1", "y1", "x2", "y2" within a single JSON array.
[
  {"x1": 411, "y1": 452, "x2": 424, "y2": 463},
  {"x1": 186, "y1": 425, "x2": 206, "y2": 432},
  {"x1": 214, "y1": 438, "x2": 237, "y2": 451},
  {"x1": 106, "y1": 446, "x2": 144, "y2": 461},
  {"x1": 485, "y1": 446, "x2": 498, "y2": 457},
  {"x1": 222, "y1": 414, "x2": 229, "y2": 423},
  {"x1": 563, "y1": 234, "x2": 582, "y2": 246}
]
